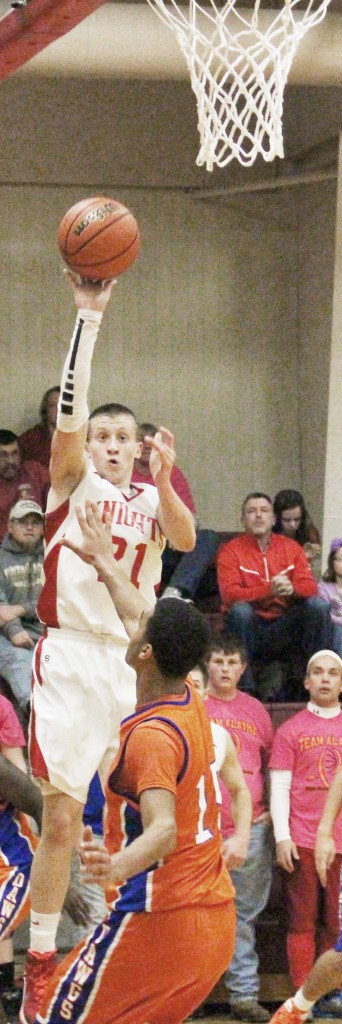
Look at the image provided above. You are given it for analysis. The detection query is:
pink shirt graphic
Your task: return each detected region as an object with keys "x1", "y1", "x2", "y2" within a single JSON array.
[
  {"x1": 206, "y1": 691, "x2": 273, "y2": 837},
  {"x1": 269, "y1": 708, "x2": 342, "y2": 851}
]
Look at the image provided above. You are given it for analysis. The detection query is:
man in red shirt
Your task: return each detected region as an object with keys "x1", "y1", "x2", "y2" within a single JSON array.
[
  {"x1": 19, "y1": 387, "x2": 60, "y2": 469},
  {"x1": 217, "y1": 492, "x2": 332, "y2": 696},
  {"x1": 132, "y1": 422, "x2": 196, "y2": 513}
]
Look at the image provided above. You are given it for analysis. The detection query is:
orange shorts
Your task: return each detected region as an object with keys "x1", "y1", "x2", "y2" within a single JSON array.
[{"x1": 39, "y1": 900, "x2": 236, "y2": 1024}]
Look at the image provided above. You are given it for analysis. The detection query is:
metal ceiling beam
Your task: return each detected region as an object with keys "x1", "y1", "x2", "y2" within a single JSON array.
[{"x1": 0, "y1": 0, "x2": 107, "y2": 79}]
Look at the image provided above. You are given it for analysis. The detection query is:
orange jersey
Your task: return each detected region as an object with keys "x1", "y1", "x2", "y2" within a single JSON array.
[{"x1": 105, "y1": 683, "x2": 234, "y2": 912}]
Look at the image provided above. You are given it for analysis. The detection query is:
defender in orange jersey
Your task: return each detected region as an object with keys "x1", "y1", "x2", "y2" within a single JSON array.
[{"x1": 35, "y1": 502, "x2": 237, "y2": 1024}]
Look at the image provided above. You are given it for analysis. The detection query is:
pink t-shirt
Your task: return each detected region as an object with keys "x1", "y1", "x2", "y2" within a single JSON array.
[
  {"x1": 269, "y1": 707, "x2": 342, "y2": 851},
  {"x1": 0, "y1": 694, "x2": 25, "y2": 748},
  {"x1": 206, "y1": 691, "x2": 273, "y2": 837}
]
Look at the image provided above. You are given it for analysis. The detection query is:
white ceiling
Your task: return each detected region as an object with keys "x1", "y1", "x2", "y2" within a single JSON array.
[{"x1": 3, "y1": 2, "x2": 342, "y2": 84}]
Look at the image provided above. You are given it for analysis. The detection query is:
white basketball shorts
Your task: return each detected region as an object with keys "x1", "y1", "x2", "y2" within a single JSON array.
[{"x1": 29, "y1": 628, "x2": 136, "y2": 803}]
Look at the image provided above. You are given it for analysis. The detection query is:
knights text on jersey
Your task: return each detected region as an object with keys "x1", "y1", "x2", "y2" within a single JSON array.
[
  {"x1": 105, "y1": 685, "x2": 234, "y2": 912},
  {"x1": 37, "y1": 466, "x2": 164, "y2": 640}
]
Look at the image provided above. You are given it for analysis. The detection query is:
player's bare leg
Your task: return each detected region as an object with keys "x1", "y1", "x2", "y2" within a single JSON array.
[
  {"x1": 20, "y1": 792, "x2": 83, "y2": 1024},
  {"x1": 269, "y1": 950, "x2": 342, "y2": 1024},
  {"x1": 30, "y1": 792, "x2": 83, "y2": 912},
  {"x1": 302, "y1": 949, "x2": 342, "y2": 1002}
]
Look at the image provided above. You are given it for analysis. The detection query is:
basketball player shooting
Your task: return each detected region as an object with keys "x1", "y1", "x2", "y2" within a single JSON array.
[
  {"x1": 34, "y1": 501, "x2": 236, "y2": 1024},
  {"x1": 20, "y1": 272, "x2": 196, "y2": 1024}
]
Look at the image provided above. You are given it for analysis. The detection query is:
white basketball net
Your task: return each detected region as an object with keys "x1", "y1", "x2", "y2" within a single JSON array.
[{"x1": 145, "y1": 0, "x2": 332, "y2": 169}]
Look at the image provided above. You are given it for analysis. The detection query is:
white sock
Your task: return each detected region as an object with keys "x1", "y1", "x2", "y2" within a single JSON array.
[
  {"x1": 283, "y1": 989, "x2": 314, "y2": 1014},
  {"x1": 29, "y1": 911, "x2": 61, "y2": 955},
  {"x1": 294, "y1": 989, "x2": 315, "y2": 1012}
]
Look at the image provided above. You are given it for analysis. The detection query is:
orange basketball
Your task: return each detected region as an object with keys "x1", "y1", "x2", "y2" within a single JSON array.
[{"x1": 57, "y1": 196, "x2": 140, "y2": 280}]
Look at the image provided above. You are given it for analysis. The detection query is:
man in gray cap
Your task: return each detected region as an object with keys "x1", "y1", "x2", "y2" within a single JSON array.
[
  {"x1": 0, "y1": 500, "x2": 44, "y2": 719},
  {"x1": 270, "y1": 650, "x2": 342, "y2": 1018}
]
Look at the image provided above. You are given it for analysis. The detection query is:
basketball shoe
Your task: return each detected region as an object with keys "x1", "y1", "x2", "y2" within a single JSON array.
[
  {"x1": 269, "y1": 999, "x2": 312, "y2": 1024},
  {"x1": 19, "y1": 950, "x2": 58, "y2": 1024}
]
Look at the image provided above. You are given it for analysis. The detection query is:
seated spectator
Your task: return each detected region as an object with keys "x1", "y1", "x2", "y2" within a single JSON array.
[
  {"x1": 0, "y1": 430, "x2": 49, "y2": 543},
  {"x1": 205, "y1": 635, "x2": 274, "y2": 1022},
  {"x1": 318, "y1": 539, "x2": 342, "y2": 658},
  {"x1": 19, "y1": 386, "x2": 60, "y2": 468},
  {"x1": 132, "y1": 422, "x2": 196, "y2": 513},
  {"x1": 0, "y1": 500, "x2": 45, "y2": 718},
  {"x1": 217, "y1": 492, "x2": 332, "y2": 698},
  {"x1": 161, "y1": 528, "x2": 223, "y2": 602},
  {"x1": 132, "y1": 422, "x2": 220, "y2": 601},
  {"x1": 273, "y1": 489, "x2": 321, "y2": 570}
]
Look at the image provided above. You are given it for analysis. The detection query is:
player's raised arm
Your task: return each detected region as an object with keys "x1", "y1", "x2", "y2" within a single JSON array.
[
  {"x1": 62, "y1": 500, "x2": 150, "y2": 637},
  {"x1": 148, "y1": 428, "x2": 196, "y2": 552},
  {"x1": 49, "y1": 274, "x2": 116, "y2": 508}
]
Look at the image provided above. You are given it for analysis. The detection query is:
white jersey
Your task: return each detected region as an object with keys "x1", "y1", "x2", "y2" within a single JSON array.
[{"x1": 37, "y1": 464, "x2": 164, "y2": 643}]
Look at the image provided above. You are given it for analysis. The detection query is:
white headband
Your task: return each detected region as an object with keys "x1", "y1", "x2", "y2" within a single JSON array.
[{"x1": 307, "y1": 649, "x2": 342, "y2": 672}]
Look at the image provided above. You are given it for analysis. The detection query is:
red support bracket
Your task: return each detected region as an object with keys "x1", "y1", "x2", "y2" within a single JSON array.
[{"x1": 0, "y1": 0, "x2": 108, "y2": 80}]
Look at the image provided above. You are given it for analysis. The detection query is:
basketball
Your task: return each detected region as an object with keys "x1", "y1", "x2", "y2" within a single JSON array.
[{"x1": 57, "y1": 196, "x2": 141, "y2": 280}]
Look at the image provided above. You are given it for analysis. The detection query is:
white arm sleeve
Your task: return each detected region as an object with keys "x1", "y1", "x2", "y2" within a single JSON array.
[
  {"x1": 57, "y1": 308, "x2": 102, "y2": 433},
  {"x1": 270, "y1": 769, "x2": 292, "y2": 842}
]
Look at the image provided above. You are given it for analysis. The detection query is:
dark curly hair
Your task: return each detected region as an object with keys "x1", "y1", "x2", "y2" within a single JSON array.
[{"x1": 145, "y1": 599, "x2": 211, "y2": 678}]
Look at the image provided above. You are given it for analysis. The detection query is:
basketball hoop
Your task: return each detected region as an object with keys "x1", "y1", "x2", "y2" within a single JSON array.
[{"x1": 145, "y1": 0, "x2": 332, "y2": 169}]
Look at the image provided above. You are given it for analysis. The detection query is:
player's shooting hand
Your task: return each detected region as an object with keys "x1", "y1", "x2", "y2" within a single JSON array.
[
  {"x1": 62, "y1": 501, "x2": 114, "y2": 576},
  {"x1": 147, "y1": 427, "x2": 176, "y2": 485},
  {"x1": 64, "y1": 270, "x2": 116, "y2": 312},
  {"x1": 315, "y1": 833, "x2": 336, "y2": 887},
  {"x1": 276, "y1": 838, "x2": 299, "y2": 872},
  {"x1": 63, "y1": 882, "x2": 91, "y2": 927}
]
